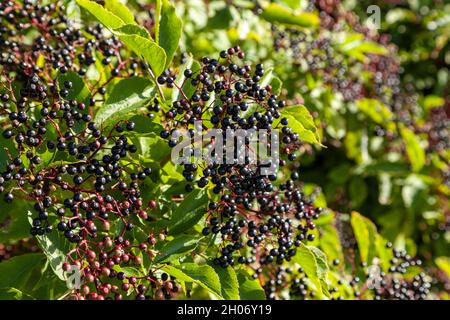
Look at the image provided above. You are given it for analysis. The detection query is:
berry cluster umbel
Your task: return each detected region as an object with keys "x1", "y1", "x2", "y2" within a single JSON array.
[
  {"x1": 0, "y1": 0, "x2": 180, "y2": 300},
  {"x1": 154, "y1": 46, "x2": 322, "y2": 282}
]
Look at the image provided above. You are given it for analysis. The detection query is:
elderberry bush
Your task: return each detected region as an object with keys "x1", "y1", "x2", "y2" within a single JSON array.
[{"x1": 0, "y1": 0, "x2": 448, "y2": 300}]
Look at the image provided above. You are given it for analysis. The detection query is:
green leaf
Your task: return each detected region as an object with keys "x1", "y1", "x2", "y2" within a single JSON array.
[
  {"x1": 211, "y1": 265, "x2": 240, "y2": 300},
  {"x1": 0, "y1": 287, "x2": 35, "y2": 300},
  {"x1": 260, "y1": 3, "x2": 319, "y2": 27},
  {"x1": 0, "y1": 253, "x2": 45, "y2": 289},
  {"x1": 137, "y1": 134, "x2": 171, "y2": 162},
  {"x1": 236, "y1": 270, "x2": 265, "y2": 300},
  {"x1": 270, "y1": 76, "x2": 283, "y2": 95},
  {"x1": 94, "y1": 77, "x2": 155, "y2": 128},
  {"x1": 161, "y1": 263, "x2": 222, "y2": 298},
  {"x1": 375, "y1": 235, "x2": 393, "y2": 272},
  {"x1": 0, "y1": 201, "x2": 32, "y2": 242},
  {"x1": 57, "y1": 71, "x2": 90, "y2": 104},
  {"x1": 77, "y1": 1, "x2": 166, "y2": 75},
  {"x1": 114, "y1": 24, "x2": 150, "y2": 39},
  {"x1": 0, "y1": 134, "x2": 17, "y2": 172},
  {"x1": 337, "y1": 34, "x2": 387, "y2": 59},
  {"x1": 356, "y1": 41, "x2": 388, "y2": 55},
  {"x1": 350, "y1": 211, "x2": 377, "y2": 264},
  {"x1": 30, "y1": 265, "x2": 68, "y2": 300},
  {"x1": 308, "y1": 246, "x2": 329, "y2": 278},
  {"x1": 355, "y1": 98, "x2": 394, "y2": 130},
  {"x1": 113, "y1": 265, "x2": 144, "y2": 277},
  {"x1": 206, "y1": 7, "x2": 234, "y2": 29},
  {"x1": 76, "y1": 0, "x2": 125, "y2": 29},
  {"x1": 319, "y1": 224, "x2": 344, "y2": 264},
  {"x1": 292, "y1": 243, "x2": 325, "y2": 296},
  {"x1": 113, "y1": 27, "x2": 167, "y2": 76},
  {"x1": 172, "y1": 55, "x2": 201, "y2": 102},
  {"x1": 278, "y1": 0, "x2": 303, "y2": 10},
  {"x1": 104, "y1": 0, "x2": 135, "y2": 25},
  {"x1": 155, "y1": 0, "x2": 183, "y2": 67},
  {"x1": 423, "y1": 95, "x2": 444, "y2": 111},
  {"x1": 154, "y1": 235, "x2": 202, "y2": 263},
  {"x1": 28, "y1": 211, "x2": 70, "y2": 281},
  {"x1": 276, "y1": 105, "x2": 322, "y2": 145},
  {"x1": 399, "y1": 124, "x2": 426, "y2": 172},
  {"x1": 168, "y1": 189, "x2": 208, "y2": 235}
]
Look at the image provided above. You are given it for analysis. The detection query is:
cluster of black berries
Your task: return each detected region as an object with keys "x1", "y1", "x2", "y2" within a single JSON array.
[
  {"x1": 0, "y1": 0, "x2": 181, "y2": 300},
  {"x1": 423, "y1": 105, "x2": 450, "y2": 153},
  {"x1": 263, "y1": 266, "x2": 317, "y2": 300},
  {"x1": 272, "y1": 0, "x2": 424, "y2": 127},
  {"x1": 262, "y1": 242, "x2": 432, "y2": 300},
  {"x1": 155, "y1": 47, "x2": 322, "y2": 275},
  {"x1": 364, "y1": 244, "x2": 431, "y2": 300},
  {"x1": 272, "y1": 26, "x2": 366, "y2": 102},
  {"x1": 206, "y1": 190, "x2": 321, "y2": 269},
  {"x1": 0, "y1": 0, "x2": 142, "y2": 89},
  {"x1": 313, "y1": 0, "x2": 362, "y2": 31}
]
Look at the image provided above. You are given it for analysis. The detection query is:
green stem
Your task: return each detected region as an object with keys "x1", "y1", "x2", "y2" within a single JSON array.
[{"x1": 147, "y1": 65, "x2": 166, "y2": 103}]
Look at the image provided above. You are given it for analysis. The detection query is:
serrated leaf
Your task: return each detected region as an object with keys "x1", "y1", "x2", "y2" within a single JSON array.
[
  {"x1": 168, "y1": 189, "x2": 208, "y2": 235},
  {"x1": 94, "y1": 77, "x2": 155, "y2": 128},
  {"x1": 114, "y1": 24, "x2": 150, "y2": 39},
  {"x1": 155, "y1": 0, "x2": 182, "y2": 67},
  {"x1": 76, "y1": 0, "x2": 125, "y2": 29},
  {"x1": 113, "y1": 265, "x2": 144, "y2": 277},
  {"x1": 173, "y1": 55, "x2": 201, "y2": 102},
  {"x1": 161, "y1": 263, "x2": 222, "y2": 299},
  {"x1": 292, "y1": 243, "x2": 326, "y2": 297},
  {"x1": 236, "y1": 270, "x2": 266, "y2": 300},
  {"x1": 27, "y1": 211, "x2": 70, "y2": 281},
  {"x1": 350, "y1": 211, "x2": 377, "y2": 264},
  {"x1": 308, "y1": 246, "x2": 329, "y2": 280},
  {"x1": 212, "y1": 265, "x2": 240, "y2": 300},
  {"x1": 154, "y1": 235, "x2": 201, "y2": 263},
  {"x1": 104, "y1": 0, "x2": 135, "y2": 25},
  {"x1": 275, "y1": 105, "x2": 322, "y2": 146},
  {"x1": 113, "y1": 29, "x2": 167, "y2": 76},
  {"x1": 137, "y1": 133, "x2": 171, "y2": 162},
  {"x1": 270, "y1": 76, "x2": 282, "y2": 95}
]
